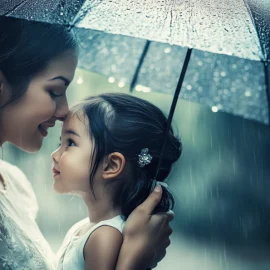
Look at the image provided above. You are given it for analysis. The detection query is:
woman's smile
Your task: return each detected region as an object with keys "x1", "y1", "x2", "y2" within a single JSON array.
[{"x1": 38, "y1": 122, "x2": 56, "y2": 137}]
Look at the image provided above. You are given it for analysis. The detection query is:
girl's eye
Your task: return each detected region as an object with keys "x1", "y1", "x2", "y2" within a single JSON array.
[
  {"x1": 49, "y1": 91, "x2": 64, "y2": 98},
  {"x1": 67, "y1": 139, "x2": 75, "y2": 147}
]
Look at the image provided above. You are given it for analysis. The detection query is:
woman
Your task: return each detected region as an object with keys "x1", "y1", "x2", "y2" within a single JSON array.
[{"x1": 0, "y1": 16, "x2": 173, "y2": 269}]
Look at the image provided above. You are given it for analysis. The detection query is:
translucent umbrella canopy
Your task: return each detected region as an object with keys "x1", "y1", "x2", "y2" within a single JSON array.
[
  {"x1": 76, "y1": 31, "x2": 269, "y2": 124},
  {"x1": 1, "y1": 0, "x2": 269, "y2": 123}
]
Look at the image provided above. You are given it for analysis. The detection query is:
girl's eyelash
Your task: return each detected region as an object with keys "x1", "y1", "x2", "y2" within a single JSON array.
[
  {"x1": 57, "y1": 138, "x2": 75, "y2": 148},
  {"x1": 67, "y1": 138, "x2": 75, "y2": 147}
]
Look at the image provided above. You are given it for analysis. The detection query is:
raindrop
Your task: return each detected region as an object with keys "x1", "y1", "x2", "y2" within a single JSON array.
[
  {"x1": 108, "y1": 77, "x2": 115, "y2": 83},
  {"x1": 135, "y1": 85, "x2": 151, "y2": 92},
  {"x1": 135, "y1": 85, "x2": 142, "y2": 91},
  {"x1": 220, "y1": 71, "x2": 227, "y2": 77},
  {"x1": 212, "y1": 106, "x2": 218, "y2": 112},
  {"x1": 245, "y1": 89, "x2": 252, "y2": 97},
  {"x1": 164, "y1": 47, "x2": 171, "y2": 53},
  {"x1": 77, "y1": 77, "x2": 84, "y2": 85},
  {"x1": 142, "y1": 87, "x2": 151, "y2": 93},
  {"x1": 187, "y1": 84, "x2": 192, "y2": 90},
  {"x1": 118, "y1": 81, "x2": 125, "y2": 88}
]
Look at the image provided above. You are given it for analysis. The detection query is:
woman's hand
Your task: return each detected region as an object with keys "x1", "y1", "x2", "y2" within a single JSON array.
[{"x1": 116, "y1": 186, "x2": 174, "y2": 270}]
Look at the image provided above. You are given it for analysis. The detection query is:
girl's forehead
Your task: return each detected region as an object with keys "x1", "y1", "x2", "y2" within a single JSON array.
[{"x1": 62, "y1": 112, "x2": 88, "y2": 133}]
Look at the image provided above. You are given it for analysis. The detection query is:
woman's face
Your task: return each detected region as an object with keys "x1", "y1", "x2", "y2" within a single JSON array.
[{"x1": 0, "y1": 50, "x2": 78, "y2": 152}]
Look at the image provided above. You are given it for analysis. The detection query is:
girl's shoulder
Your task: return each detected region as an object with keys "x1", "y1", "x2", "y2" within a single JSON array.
[{"x1": 83, "y1": 217, "x2": 125, "y2": 269}]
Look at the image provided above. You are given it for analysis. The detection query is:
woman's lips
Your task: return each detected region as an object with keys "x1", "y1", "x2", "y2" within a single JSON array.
[
  {"x1": 38, "y1": 125, "x2": 48, "y2": 137},
  {"x1": 52, "y1": 168, "x2": 60, "y2": 178},
  {"x1": 38, "y1": 123, "x2": 55, "y2": 137}
]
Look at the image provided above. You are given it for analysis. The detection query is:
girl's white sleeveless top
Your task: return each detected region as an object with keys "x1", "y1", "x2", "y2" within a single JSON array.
[
  {"x1": 0, "y1": 161, "x2": 55, "y2": 269},
  {"x1": 56, "y1": 215, "x2": 125, "y2": 270}
]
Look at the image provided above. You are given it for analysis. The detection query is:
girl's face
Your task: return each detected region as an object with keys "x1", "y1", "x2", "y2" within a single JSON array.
[
  {"x1": 0, "y1": 50, "x2": 78, "y2": 152},
  {"x1": 51, "y1": 113, "x2": 94, "y2": 194}
]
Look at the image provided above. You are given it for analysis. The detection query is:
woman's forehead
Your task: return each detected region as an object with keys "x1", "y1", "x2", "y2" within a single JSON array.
[{"x1": 35, "y1": 50, "x2": 78, "y2": 83}]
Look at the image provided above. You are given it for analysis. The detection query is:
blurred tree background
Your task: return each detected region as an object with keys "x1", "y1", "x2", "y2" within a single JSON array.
[{"x1": 3, "y1": 68, "x2": 270, "y2": 270}]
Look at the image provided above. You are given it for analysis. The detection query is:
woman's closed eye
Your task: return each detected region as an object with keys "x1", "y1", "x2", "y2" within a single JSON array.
[{"x1": 49, "y1": 90, "x2": 64, "y2": 98}]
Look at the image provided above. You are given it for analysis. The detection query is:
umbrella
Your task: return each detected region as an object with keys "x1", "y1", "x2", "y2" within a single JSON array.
[
  {"x1": 1, "y1": 3, "x2": 270, "y2": 268},
  {"x1": 1, "y1": 0, "x2": 269, "y2": 125}
]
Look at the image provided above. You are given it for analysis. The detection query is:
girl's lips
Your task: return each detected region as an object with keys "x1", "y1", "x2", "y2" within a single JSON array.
[{"x1": 52, "y1": 168, "x2": 60, "y2": 178}]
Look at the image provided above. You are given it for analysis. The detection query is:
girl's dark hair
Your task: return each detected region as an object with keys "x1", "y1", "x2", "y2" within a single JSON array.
[
  {"x1": 72, "y1": 93, "x2": 182, "y2": 218},
  {"x1": 0, "y1": 16, "x2": 78, "y2": 108}
]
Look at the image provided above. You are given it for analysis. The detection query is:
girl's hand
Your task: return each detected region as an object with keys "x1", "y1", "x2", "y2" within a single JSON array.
[{"x1": 116, "y1": 186, "x2": 174, "y2": 270}]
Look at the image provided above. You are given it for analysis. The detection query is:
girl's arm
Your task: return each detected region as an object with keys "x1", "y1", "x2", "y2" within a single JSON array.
[
  {"x1": 84, "y1": 226, "x2": 123, "y2": 270},
  {"x1": 84, "y1": 187, "x2": 173, "y2": 270},
  {"x1": 116, "y1": 186, "x2": 174, "y2": 270}
]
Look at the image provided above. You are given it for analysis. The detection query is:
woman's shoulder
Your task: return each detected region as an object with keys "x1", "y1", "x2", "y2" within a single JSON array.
[
  {"x1": 0, "y1": 160, "x2": 28, "y2": 180},
  {"x1": 0, "y1": 160, "x2": 33, "y2": 193},
  {"x1": 0, "y1": 160, "x2": 23, "y2": 191},
  {"x1": 0, "y1": 160, "x2": 38, "y2": 219}
]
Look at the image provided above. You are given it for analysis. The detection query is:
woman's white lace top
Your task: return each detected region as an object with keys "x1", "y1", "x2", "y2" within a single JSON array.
[{"x1": 0, "y1": 161, "x2": 55, "y2": 270}]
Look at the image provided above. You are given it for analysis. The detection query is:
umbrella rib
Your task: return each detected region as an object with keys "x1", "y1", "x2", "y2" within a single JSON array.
[
  {"x1": 67, "y1": 2, "x2": 89, "y2": 31},
  {"x1": 264, "y1": 62, "x2": 270, "y2": 125},
  {"x1": 2, "y1": 0, "x2": 28, "y2": 16},
  {"x1": 155, "y1": 48, "x2": 193, "y2": 181},
  {"x1": 243, "y1": 0, "x2": 267, "y2": 61},
  {"x1": 129, "y1": 40, "x2": 151, "y2": 92}
]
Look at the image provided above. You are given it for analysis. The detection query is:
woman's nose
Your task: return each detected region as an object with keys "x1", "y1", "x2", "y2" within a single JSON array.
[{"x1": 54, "y1": 95, "x2": 69, "y2": 121}]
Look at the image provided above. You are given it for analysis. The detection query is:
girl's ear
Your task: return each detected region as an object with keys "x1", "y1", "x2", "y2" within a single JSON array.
[{"x1": 102, "y1": 152, "x2": 126, "y2": 180}]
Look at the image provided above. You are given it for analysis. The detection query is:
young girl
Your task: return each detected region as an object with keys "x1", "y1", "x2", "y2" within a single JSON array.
[{"x1": 52, "y1": 93, "x2": 182, "y2": 269}]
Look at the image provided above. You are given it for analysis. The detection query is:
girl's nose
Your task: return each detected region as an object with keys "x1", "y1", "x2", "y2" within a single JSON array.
[{"x1": 51, "y1": 148, "x2": 60, "y2": 163}]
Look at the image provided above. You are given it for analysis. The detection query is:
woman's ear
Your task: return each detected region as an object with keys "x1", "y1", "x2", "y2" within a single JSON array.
[
  {"x1": 0, "y1": 71, "x2": 5, "y2": 94},
  {"x1": 102, "y1": 152, "x2": 126, "y2": 180},
  {"x1": 0, "y1": 71, "x2": 11, "y2": 106}
]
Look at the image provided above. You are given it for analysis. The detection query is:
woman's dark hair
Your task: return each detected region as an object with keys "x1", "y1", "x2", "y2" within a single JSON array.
[
  {"x1": 71, "y1": 93, "x2": 182, "y2": 218},
  {"x1": 0, "y1": 16, "x2": 78, "y2": 109}
]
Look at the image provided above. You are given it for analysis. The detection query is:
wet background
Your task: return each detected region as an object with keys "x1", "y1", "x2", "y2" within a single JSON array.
[{"x1": 3, "y1": 68, "x2": 270, "y2": 270}]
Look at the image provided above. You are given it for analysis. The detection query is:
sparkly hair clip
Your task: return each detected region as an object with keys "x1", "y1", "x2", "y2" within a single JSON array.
[{"x1": 138, "y1": 148, "x2": 152, "y2": 168}]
